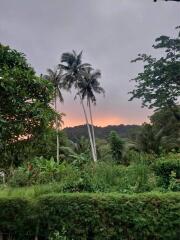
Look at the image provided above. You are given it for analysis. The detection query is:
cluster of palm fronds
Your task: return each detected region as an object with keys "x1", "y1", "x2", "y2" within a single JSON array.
[{"x1": 44, "y1": 51, "x2": 105, "y2": 163}]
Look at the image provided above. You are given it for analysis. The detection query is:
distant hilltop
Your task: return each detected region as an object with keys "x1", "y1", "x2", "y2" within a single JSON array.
[{"x1": 64, "y1": 124, "x2": 141, "y2": 141}]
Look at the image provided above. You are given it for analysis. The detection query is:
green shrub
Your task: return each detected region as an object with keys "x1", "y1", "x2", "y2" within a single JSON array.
[
  {"x1": 153, "y1": 154, "x2": 180, "y2": 188},
  {"x1": 61, "y1": 170, "x2": 95, "y2": 193},
  {"x1": 0, "y1": 193, "x2": 179, "y2": 239},
  {"x1": 85, "y1": 162, "x2": 155, "y2": 193},
  {"x1": 109, "y1": 131, "x2": 125, "y2": 164},
  {"x1": 125, "y1": 150, "x2": 156, "y2": 165},
  {"x1": 7, "y1": 160, "x2": 156, "y2": 193},
  {"x1": 8, "y1": 157, "x2": 78, "y2": 187},
  {"x1": 168, "y1": 171, "x2": 180, "y2": 192},
  {"x1": 8, "y1": 167, "x2": 30, "y2": 187},
  {"x1": 49, "y1": 230, "x2": 68, "y2": 240}
]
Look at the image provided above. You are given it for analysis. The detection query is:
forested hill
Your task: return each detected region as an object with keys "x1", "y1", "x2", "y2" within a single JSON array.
[{"x1": 64, "y1": 124, "x2": 141, "y2": 141}]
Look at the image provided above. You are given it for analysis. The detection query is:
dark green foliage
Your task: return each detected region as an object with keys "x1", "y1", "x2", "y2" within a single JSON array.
[
  {"x1": 8, "y1": 157, "x2": 78, "y2": 187},
  {"x1": 136, "y1": 107, "x2": 180, "y2": 154},
  {"x1": 0, "y1": 197, "x2": 36, "y2": 239},
  {"x1": 6, "y1": 158, "x2": 156, "y2": 193},
  {"x1": 0, "y1": 193, "x2": 179, "y2": 239},
  {"x1": 137, "y1": 123, "x2": 160, "y2": 154},
  {"x1": 64, "y1": 124, "x2": 141, "y2": 141},
  {"x1": 129, "y1": 28, "x2": 180, "y2": 117},
  {"x1": 0, "y1": 128, "x2": 68, "y2": 169},
  {"x1": 150, "y1": 107, "x2": 180, "y2": 152},
  {"x1": 27, "y1": 129, "x2": 68, "y2": 161},
  {"x1": 61, "y1": 171, "x2": 95, "y2": 193},
  {"x1": 0, "y1": 44, "x2": 55, "y2": 167},
  {"x1": 168, "y1": 171, "x2": 180, "y2": 192},
  {"x1": 153, "y1": 154, "x2": 180, "y2": 188},
  {"x1": 0, "y1": 44, "x2": 54, "y2": 143},
  {"x1": 109, "y1": 131, "x2": 125, "y2": 163}
]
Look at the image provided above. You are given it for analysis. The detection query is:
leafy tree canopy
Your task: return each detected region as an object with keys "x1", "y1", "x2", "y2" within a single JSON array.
[
  {"x1": 129, "y1": 27, "x2": 180, "y2": 118},
  {"x1": 137, "y1": 106, "x2": 180, "y2": 154},
  {"x1": 0, "y1": 44, "x2": 55, "y2": 146}
]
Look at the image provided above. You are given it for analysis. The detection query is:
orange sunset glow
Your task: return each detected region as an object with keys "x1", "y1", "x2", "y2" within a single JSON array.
[{"x1": 62, "y1": 115, "x2": 149, "y2": 128}]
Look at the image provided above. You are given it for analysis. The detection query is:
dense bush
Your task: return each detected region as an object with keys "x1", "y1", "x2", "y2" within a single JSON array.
[
  {"x1": 109, "y1": 131, "x2": 125, "y2": 163},
  {"x1": 153, "y1": 154, "x2": 180, "y2": 188},
  {"x1": 7, "y1": 158, "x2": 157, "y2": 193},
  {"x1": 0, "y1": 193, "x2": 179, "y2": 239},
  {"x1": 83, "y1": 161, "x2": 155, "y2": 193},
  {"x1": 0, "y1": 129, "x2": 69, "y2": 169},
  {"x1": 8, "y1": 157, "x2": 79, "y2": 187}
]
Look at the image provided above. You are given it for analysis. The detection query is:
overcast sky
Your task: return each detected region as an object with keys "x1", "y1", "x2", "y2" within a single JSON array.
[{"x1": 0, "y1": 0, "x2": 180, "y2": 127}]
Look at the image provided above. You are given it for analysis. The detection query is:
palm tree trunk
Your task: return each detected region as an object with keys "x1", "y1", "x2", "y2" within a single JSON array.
[
  {"x1": 76, "y1": 82, "x2": 96, "y2": 162},
  {"x1": 81, "y1": 98, "x2": 96, "y2": 162},
  {"x1": 54, "y1": 89, "x2": 60, "y2": 164},
  {"x1": 88, "y1": 98, "x2": 97, "y2": 161}
]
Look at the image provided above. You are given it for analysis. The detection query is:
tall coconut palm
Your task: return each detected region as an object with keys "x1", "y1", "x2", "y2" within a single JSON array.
[
  {"x1": 59, "y1": 51, "x2": 96, "y2": 162},
  {"x1": 44, "y1": 67, "x2": 64, "y2": 164},
  {"x1": 78, "y1": 68, "x2": 105, "y2": 161}
]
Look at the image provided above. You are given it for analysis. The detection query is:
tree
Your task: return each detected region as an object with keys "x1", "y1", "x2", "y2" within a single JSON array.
[
  {"x1": 129, "y1": 27, "x2": 180, "y2": 120},
  {"x1": 137, "y1": 123, "x2": 160, "y2": 154},
  {"x1": 0, "y1": 44, "x2": 55, "y2": 166},
  {"x1": 136, "y1": 107, "x2": 180, "y2": 154},
  {"x1": 44, "y1": 67, "x2": 64, "y2": 164},
  {"x1": 78, "y1": 67, "x2": 105, "y2": 161},
  {"x1": 150, "y1": 106, "x2": 180, "y2": 152},
  {"x1": 109, "y1": 131, "x2": 125, "y2": 164},
  {"x1": 59, "y1": 50, "x2": 97, "y2": 162}
]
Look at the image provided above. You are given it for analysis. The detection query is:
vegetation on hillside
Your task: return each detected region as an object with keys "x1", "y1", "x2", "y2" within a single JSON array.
[{"x1": 64, "y1": 124, "x2": 141, "y2": 141}]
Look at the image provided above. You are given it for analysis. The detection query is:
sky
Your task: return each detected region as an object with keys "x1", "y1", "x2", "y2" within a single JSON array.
[{"x1": 0, "y1": 0, "x2": 180, "y2": 127}]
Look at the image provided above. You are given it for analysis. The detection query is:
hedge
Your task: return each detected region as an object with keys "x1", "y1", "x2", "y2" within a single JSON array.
[{"x1": 0, "y1": 193, "x2": 179, "y2": 239}]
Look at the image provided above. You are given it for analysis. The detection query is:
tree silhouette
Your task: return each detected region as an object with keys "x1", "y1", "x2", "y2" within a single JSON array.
[
  {"x1": 78, "y1": 67, "x2": 105, "y2": 161},
  {"x1": 59, "y1": 51, "x2": 97, "y2": 162},
  {"x1": 44, "y1": 67, "x2": 64, "y2": 163}
]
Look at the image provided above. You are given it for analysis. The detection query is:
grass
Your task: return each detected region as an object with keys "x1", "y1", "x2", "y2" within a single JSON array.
[
  {"x1": 0, "y1": 184, "x2": 63, "y2": 198},
  {"x1": 0, "y1": 184, "x2": 178, "y2": 199}
]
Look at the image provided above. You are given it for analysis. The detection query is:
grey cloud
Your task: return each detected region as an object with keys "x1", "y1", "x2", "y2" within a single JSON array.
[{"x1": 0, "y1": 0, "x2": 179, "y2": 126}]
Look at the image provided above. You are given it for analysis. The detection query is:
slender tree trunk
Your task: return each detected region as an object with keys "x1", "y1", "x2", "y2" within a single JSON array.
[
  {"x1": 54, "y1": 90, "x2": 60, "y2": 164},
  {"x1": 76, "y1": 81, "x2": 96, "y2": 162},
  {"x1": 81, "y1": 98, "x2": 96, "y2": 162},
  {"x1": 0, "y1": 232, "x2": 3, "y2": 240},
  {"x1": 88, "y1": 98, "x2": 97, "y2": 161}
]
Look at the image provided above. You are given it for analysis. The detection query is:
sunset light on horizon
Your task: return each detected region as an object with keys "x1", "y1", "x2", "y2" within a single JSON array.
[{"x1": 60, "y1": 104, "x2": 151, "y2": 128}]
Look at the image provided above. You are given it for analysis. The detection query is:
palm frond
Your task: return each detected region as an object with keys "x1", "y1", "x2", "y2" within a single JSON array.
[
  {"x1": 61, "y1": 52, "x2": 75, "y2": 66},
  {"x1": 57, "y1": 86, "x2": 64, "y2": 103},
  {"x1": 91, "y1": 69, "x2": 101, "y2": 79},
  {"x1": 44, "y1": 67, "x2": 64, "y2": 102}
]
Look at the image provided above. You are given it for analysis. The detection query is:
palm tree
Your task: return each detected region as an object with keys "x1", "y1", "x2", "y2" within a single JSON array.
[
  {"x1": 78, "y1": 68, "x2": 105, "y2": 161},
  {"x1": 59, "y1": 51, "x2": 97, "y2": 162},
  {"x1": 44, "y1": 67, "x2": 64, "y2": 164}
]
